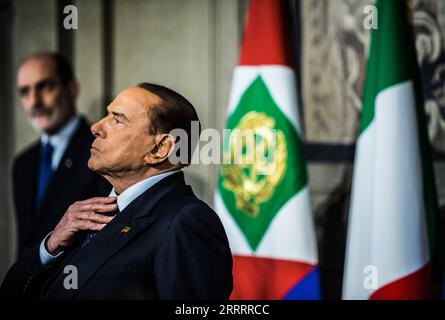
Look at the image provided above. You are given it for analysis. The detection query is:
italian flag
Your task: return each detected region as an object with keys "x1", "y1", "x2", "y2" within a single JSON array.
[
  {"x1": 342, "y1": 0, "x2": 437, "y2": 299},
  {"x1": 214, "y1": 0, "x2": 320, "y2": 299}
]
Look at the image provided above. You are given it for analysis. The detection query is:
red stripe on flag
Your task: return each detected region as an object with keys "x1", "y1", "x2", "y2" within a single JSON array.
[
  {"x1": 370, "y1": 263, "x2": 432, "y2": 300},
  {"x1": 239, "y1": 0, "x2": 292, "y2": 67},
  {"x1": 231, "y1": 255, "x2": 314, "y2": 299}
]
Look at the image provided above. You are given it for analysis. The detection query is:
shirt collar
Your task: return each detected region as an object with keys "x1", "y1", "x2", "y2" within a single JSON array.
[
  {"x1": 109, "y1": 170, "x2": 181, "y2": 212},
  {"x1": 41, "y1": 115, "x2": 80, "y2": 148}
]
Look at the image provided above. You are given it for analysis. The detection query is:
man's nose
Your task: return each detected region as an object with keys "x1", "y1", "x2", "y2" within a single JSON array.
[
  {"x1": 29, "y1": 88, "x2": 43, "y2": 108},
  {"x1": 91, "y1": 118, "x2": 106, "y2": 138}
]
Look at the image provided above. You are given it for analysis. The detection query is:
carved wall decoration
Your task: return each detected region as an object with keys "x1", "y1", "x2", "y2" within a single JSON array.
[{"x1": 301, "y1": 0, "x2": 445, "y2": 154}]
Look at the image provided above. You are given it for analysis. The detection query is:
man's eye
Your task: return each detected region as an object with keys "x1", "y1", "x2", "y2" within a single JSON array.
[
  {"x1": 113, "y1": 118, "x2": 122, "y2": 124},
  {"x1": 38, "y1": 81, "x2": 55, "y2": 91},
  {"x1": 19, "y1": 89, "x2": 28, "y2": 97}
]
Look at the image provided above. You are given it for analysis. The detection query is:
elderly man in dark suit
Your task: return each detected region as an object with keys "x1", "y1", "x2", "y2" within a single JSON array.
[
  {"x1": 13, "y1": 52, "x2": 110, "y2": 258},
  {"x1": 1, "y1": 83, "x2": 233, "y2": 300}
]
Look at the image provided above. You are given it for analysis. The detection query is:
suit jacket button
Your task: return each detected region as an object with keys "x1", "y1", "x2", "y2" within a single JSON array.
[{"x1": 65, "y1": 159, "x2": 72, "y2": 168}]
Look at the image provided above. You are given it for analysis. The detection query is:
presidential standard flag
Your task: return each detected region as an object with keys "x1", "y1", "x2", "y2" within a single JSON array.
[
  {"x1": 214, "y1": 0, "x2": 320, "y2": 299},
  {"x1": 342, "y1": 0, "x2": 437, "y2": 299}
]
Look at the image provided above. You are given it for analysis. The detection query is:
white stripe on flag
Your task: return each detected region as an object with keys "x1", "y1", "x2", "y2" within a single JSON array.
[
  {"x1": 226, "y1": 66, "x2": 302, "y2": 135},
  {"x1": 214, "y1": 187, "x2": 318, "y2": 265},
  {"x1": 343, "y1": 81, "x2": 430, "y2": 299}
]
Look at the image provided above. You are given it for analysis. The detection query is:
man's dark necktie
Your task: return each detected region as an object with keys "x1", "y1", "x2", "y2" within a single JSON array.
[
  {"x1": 36, "y1": 141, "x2": 54, "y2": 207},
  {"x1": 81, "y1": 208, "x2": 120, "y2": 248}
]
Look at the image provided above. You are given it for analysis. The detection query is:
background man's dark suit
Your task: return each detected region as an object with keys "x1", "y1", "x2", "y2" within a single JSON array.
[
  {"x1": 1, "y1": 171, "x2": 233, "y2": 299},
  {"x1": 13, "y1": 117, "x2": 110, "y2": 258}
]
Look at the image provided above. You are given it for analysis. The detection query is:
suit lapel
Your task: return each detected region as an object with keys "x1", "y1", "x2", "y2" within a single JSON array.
[
  {"x1": 44, "y1": 172, "x2": 186, "y2": 299},
  {"x1": 37, "y1": 118, "x2": 91, "y2": 217},
  {"x1": 23, "y1": 145, "x2": 40, "y2": 221}
]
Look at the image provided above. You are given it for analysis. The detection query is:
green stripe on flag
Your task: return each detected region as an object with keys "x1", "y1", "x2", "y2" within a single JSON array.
[{"x1": 360, "y1": 0, "x2": 414, "y2": 134}]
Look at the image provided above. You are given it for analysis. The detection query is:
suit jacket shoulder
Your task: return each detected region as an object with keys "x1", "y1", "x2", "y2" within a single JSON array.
[{"x1": 152, "y1": 187, "x2": 233, "y2": 299}]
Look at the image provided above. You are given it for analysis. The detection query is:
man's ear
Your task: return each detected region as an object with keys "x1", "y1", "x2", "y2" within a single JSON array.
[{"x1": 144, "y1": 134, "x2": 175, "y2": 165}]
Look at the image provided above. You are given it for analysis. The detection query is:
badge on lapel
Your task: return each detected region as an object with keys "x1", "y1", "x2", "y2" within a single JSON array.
[
  {"x1": 121, "y1": 226, "x2": 131, "y2": 233},
  {"x1": 65, "y1": 158, "x2": 73, "y2": 168}
]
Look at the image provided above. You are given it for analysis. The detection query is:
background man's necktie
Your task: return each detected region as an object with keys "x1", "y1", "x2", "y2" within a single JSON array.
[
  {"x1": 81, "y1": 208, "x2": 120, "y2": 248},
  {"x1": 36, "y1": 142, "x2": 54, "y2": 207}
]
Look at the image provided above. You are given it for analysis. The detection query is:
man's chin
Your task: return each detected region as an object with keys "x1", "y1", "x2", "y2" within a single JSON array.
[
  {"x1": 29, "y1": 116, "x2": 58, "y2": 135},
  {"x1": 87, "y1": 158, "x2": 98, "y2": 171},
  {"x1": 88, "y1": 158, "x2": 107, "y2": 176}
]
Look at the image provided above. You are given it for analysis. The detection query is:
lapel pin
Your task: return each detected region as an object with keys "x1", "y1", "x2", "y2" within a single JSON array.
[{"x1": 121, "y1": 226, "x2": 131, "y2": 233}]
